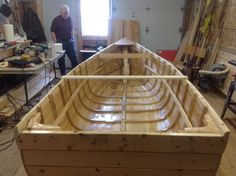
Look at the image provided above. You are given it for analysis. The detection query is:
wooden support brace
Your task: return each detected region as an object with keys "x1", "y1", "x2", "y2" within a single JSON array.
[
  {"x1": 62, "y1": 75, "x2": 188, "y2": 80},
  {"x1": 99, "y1": 53, "x2": 151, "y2": 59}
]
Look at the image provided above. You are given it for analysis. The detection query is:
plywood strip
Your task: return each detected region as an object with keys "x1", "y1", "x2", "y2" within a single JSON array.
[
  {"x1": 22, "y1": 151, "x2": 219, "y2": 170},
  {"x1": 26, "y1": 166, "x2": 215, "y2": 176},
  {"x1": 99, "y1": 53, "x2": 151, "y2": 59},
  {"x1": 121, "y1": 81, "x2": 128, "y2": 131},
  {"x1": 48, "y1": 94, "x2": 58, "y2": 119},
  {"x1": 121, "y1": 46, "x2": 129, "y2": 130},
  {"x1": 17, "y1": 133, "x2": 225, "y2": 153},
  {"x1": 187, "y1": 93, "x2": 197, "y2": 117},
  {"x1": 62, "y1": 75, "x2": 188, "y2": 80},
  {"x1": 182, "y1": 84, "x2": 189, "y2": 106}
]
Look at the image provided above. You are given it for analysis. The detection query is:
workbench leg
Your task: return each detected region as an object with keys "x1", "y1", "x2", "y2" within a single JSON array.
[
  {"x1": 23, "y1": 78, "x2": 29, "y2": 106},
  {"x1": 53, "y1": 62, "x2": 58, "y2": 79},
  {"x1": 221, "y1": 81, "x2": 235, "y2": 119}
]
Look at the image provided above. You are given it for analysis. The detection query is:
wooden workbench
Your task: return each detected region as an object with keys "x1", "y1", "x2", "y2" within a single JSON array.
[{"x1": 0, "y1": 52, "x2": 64, "y2": 118}]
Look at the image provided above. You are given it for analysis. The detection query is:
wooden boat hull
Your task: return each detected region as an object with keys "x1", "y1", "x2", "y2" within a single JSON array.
[{"x1": 16, "y1": 39, "x2": 229, "y2": 176}]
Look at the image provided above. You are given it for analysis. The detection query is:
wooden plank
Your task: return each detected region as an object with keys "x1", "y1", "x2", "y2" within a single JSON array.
[
  {"x1": 175, "y1": 31, "x2": 190, "y2": 62},
  {"x1": 187, "y1": 93, "x2": 197, "y2": 117},
  {"x1": 185, "y1": 45, "x2": 196, "y2": 55},
  {"x1": 188, "y1": 0, "x2": 204, "y2": 45},
  {"x1": 25, "y1": 166, "x2": 214, "y2": 176},
  {"x1": 163, "y1": 79, "x2": 192, "y2": 128},
  {"x1": 108, "y1": 19, "x2": 124, "y2": 45},
  {"x1": 114, "y1": 38, "x2": 135, "y2": 46},
  {"x1": 124, "y1": 20, "x2": 140, "y2": 43},
  {"x1": 53, "y1": 80, "x2": 86, "y2": 126},
  {"x1": 195, "y1": 47, "x2": 207, "y2": 58},
  {"x1": 22, "y1": 151, "x2": 219, "y2": 170},
  {"x1": 121, "y1": 46, "x2": 128, "y2": 130},
  {"x1": 99, "y1": 53, "x2": 151, "y2": 59},
  {"x1": 62, "y1": 75, "x2": 188, "y2": 80},
  {"x1": 121, "y1": 81, "x2": 127, "y2": 131},
  {"x1": 17, "y1": 133, "x2": 227, "y2": 153}
]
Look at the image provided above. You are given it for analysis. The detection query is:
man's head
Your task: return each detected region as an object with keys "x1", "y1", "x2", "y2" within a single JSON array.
[{"x1": 60, "y1": 5, "x2": 70, "y2": 19}]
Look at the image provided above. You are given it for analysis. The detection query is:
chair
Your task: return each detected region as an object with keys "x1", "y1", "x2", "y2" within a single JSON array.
[{"x1": 221, "y1": 73, "x2": 236, "y2": 119}]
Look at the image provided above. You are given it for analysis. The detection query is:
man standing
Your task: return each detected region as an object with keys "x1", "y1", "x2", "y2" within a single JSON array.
[{"x1": 51, "y1": 4, "x2": 78, "y2": 75}]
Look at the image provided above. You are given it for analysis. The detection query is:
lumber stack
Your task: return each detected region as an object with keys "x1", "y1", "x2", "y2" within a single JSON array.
[
  {"x1": 175, "y1": 0, "x2": 230, "y2": 82},
  {"x1": 108, "y1": 19, "x2": 140, "y2": 44}
]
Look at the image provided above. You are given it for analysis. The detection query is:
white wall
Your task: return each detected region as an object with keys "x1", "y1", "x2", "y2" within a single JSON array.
[
  {"x1": 112, "y1": 0, "x2": 184, "y2": 51},
  {"x1": 41, "y1": 0, "x2": 184, "y2": 53}
]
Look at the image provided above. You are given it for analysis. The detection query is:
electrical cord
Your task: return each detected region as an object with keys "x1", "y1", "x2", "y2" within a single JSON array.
[
  {"x1": 0, "y1": 137, "x2": 15, "y2": 152},
  {"x1": 1, "y1": 61, "x2": 55, "y2": 134},
  {"x1": 0, "y1": 93, "x2": 29, "y2": 132},
  {"x1": 5, "y1": 93, "x2": 26, "y2": 123},
  {"x1": 35, "y1": 62, "x2": 48, "y2": 102},
  {"x1": 6, "y1": 93, "x2": 25, "y2": 104},
  {"x1": 6, "y1": 93, "x2": 19, "y2": 120}
]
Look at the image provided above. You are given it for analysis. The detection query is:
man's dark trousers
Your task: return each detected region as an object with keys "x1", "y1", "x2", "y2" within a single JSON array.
[{"x1": 58, "y1": 39, "x2": 78, "y2": 75}]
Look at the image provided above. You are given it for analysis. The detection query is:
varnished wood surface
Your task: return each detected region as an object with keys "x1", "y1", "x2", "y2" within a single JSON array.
[
  {"x1": 13, "y1": 39, "x2": 229, "y2": 176},
  {"x1": 15, "y1": 40, "x2": 228, "y2": 133},
  {"x1": 0, "y1": 88, "x2": 235, "y2": 176}
]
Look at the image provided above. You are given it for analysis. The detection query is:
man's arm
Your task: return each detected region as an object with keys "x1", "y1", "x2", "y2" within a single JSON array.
[
  {"x1": 51, "y1": 32, "x2": 57, "y2": 43},
  {"x1": 50, "y1": 18, "x2": 57, "y2": 42}
]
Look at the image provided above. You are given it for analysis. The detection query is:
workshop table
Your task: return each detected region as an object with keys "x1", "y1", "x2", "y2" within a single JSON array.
[{"x1": 0, "y1": 52, "x2": 65, "y2": 105}]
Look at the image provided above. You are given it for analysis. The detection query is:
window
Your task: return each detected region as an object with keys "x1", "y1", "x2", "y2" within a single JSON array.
[{"x1": 80, "y1": 0, "x2": 110, "y2": 37}]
